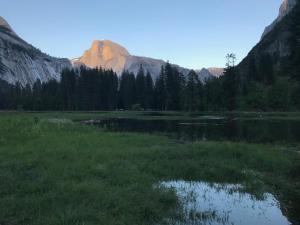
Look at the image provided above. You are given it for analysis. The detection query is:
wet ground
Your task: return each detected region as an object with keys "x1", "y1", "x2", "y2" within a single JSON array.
[{"x1": 160, "y1": 181, "x2": 291, "y2": 225}]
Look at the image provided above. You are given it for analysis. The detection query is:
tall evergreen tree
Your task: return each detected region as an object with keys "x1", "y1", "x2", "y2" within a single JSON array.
[
  {"x1": 106, "y1": 69, "x2": 118, "y2": 110},
  {"x1": 259, "y1": 54, "x2": 275, "y2": 85},
  {"x1": 165, "y1": 63, "x2": 181, "y2": 110},
  {"x1": 61, "y1": 69, "x2": 76, "y2": 110},
  {"x1": 22, "y1": 84, "x2": 33, "y2": 110},
  {"x1": 41, "y1": 80, "x2": 61, "y2": 110},
  {"x1": 144, "y1": 71, "x2": 154, "y2": 110},
  {"x1": 119, "y1": 71, "x2": 136, "y2": 109},
  {"x1": 222, "y1": 67, "x2": 239, "y2": 110},
  {"x1": 204, "y1": 78, "x2": 223, "y2": 110},
  {"x1": 32, "y1": 79, "x2": 42, "y2": 110},
  {"x1": 154, "y1": 66, "x2": 166, "y2": 110},
  {"x1": 247, "y1": 53, "x2": 259, "y2": 82},
  {"x1": 135, "y1": 65, "x2": 146, "y2": 108},
  {"x1": 184, "y1": 70, "x2": 200, "y2": 111}
]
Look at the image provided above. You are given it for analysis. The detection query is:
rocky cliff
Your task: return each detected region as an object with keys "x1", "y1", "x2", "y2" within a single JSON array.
[
  {"x1": 238, "y1": 0, "x2": 298, "y2": 76},
  {"x1": 0, "y1": 16, "x2": 71, "y2": 86},
  {"x1": 262, "y1": 0, "x2": 296, "y2": 38}
]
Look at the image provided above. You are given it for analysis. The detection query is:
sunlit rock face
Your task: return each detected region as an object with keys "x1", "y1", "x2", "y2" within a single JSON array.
[
  {"x1": 73, "y1": 40, "x2": 130, "y2": 75},
  {"x1": 0, "y1": 16, "x2": 71, "y2": 86},
  {"x1": 262, "y1": 0, "x2": 296, "y2": 38}
]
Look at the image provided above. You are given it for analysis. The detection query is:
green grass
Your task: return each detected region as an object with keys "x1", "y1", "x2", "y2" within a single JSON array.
[{"x1": 0, "y1": 113, "x2": 299, "y2": 225}]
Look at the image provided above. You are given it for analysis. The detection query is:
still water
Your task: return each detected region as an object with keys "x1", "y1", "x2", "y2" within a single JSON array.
[
  {"x1": 85, "y1": 116, "x2": 300, "y2": 143},
  {"x1": 160, "y1": 181, "x2": 290, "y2": 225}
]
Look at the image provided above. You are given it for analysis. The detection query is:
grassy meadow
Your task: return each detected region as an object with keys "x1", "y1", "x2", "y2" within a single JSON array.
[{"x1": 0, "y1": 112, "x2": 299, "y2": 225}]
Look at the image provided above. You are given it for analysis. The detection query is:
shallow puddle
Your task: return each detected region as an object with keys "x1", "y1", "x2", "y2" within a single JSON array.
[{"x1": 160, "y1": 181, "x2": 290, "y2": 225}]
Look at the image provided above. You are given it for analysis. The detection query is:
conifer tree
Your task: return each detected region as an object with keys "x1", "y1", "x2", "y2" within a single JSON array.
[
  {"x1": 135, "y1": 65, "x2": 146, "y2": 108},
  {"x1": 154, "y1": 65, "x2": 166, "y2": 110},
  {"x1": 61, "y1": 69, "x2": 76, "y2": 110},
  {"x1": 184, "y1": 70, "x2": 200, "y2": 111},
  {"x1": 259, "y1": 54, "x2": 275, "y2": 85},
  {"x1": 144, "y1": 71, "x2": 154, "y2": 110},
  {"x1": 32, "y1": 79, "x2": 42, "y2": 110},
  {"x1": 119, "y1": 71, "x2": 136, "y2": 109}
]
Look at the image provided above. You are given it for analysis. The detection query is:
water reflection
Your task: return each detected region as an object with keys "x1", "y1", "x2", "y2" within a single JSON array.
[
  {"x1": 85, "y1": 117, "x2": 300, "y2": 143},
  {"x1": 160, "y1": 181, "x2": 291, "y2": 225}
]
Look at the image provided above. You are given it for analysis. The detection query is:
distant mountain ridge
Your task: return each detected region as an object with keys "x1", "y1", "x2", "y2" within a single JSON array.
[{"x1": 72, "y1": 40, "x2": 223, "y2": 82}]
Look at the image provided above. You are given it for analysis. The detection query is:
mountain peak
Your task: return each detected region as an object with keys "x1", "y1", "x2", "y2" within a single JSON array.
[
  {"x1": 279, "y1": 0, "x2": 296, "y2": 20},
  {"x1": 0, "y1": 16, "x2": 16, "y2": 34},
  {"x1": 90, "y1": 39, "x2": 130, "y2": 55},
  {"x1": 73, "y1": 39, "x2": 130, "y2": 73},
  {"x1": 262, "y1": 0, "x2": 296, "y2": 38}
]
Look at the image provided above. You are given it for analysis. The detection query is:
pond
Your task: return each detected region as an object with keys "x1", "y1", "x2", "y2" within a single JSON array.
[
  {"x1": 84, "y1": 116, "x2": 300, "y2": 143},
  {"x1": 160, "y1": 181, "x2": 291, "y2": 225}
]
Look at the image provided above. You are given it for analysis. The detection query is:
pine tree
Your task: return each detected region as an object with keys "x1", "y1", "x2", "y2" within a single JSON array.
[
  {"x1": 247, "y1": 53, "x2": 259, "y2": 82},
  {"x1": 107, "y1": 69, "x2": 118, "y2": 110},
  {"x1": 144, "y1": 71, "x2": 154, "y2": 110},
  {"x1": 197, "y1": 81, "x2": 205, "y2": 111},
  {"x1": 22, "y1": 84, "x2": 33, "y2": 110},
  {"x1": 119, "y1": 71, "x2": 136, "y2": 109},
  {"x1": 204, "y1": 78, "x2": 223, "y2": 110},
  {"x1": 154, "y1": 66, "x2": 166, "y2": 110},
  {"x1": 32, "y1": 79, "x2": 42, "y2": 110},
  {"x1": 135, "y1": 65, "x2": 146, "y2": 108},
  {"x1": 61, "y1": 69, "x2": 76, "y2": 110},
  {"x1": 164, "y1": 62, "x2": 173, "y2": 110},
  {"x1": 259, "y1": 54, "x2": 275, "y2": 85},
  {"x1": 184, "y1": 70, "x2": 200, "y2": 111},
  {"x1": 222, "y1": 67, "x2": 239, "y2": 110},
  {"x1": 165, "y1": 63, "x2": 182, "y2": 110},
  {"x1": 41, "y1": 80, "x2": 61, "y2": 110}
]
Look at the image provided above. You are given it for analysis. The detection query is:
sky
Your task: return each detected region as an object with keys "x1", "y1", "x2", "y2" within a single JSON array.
[{"x1": 1, "y1": 0, "x2": 282, "y2": 69}]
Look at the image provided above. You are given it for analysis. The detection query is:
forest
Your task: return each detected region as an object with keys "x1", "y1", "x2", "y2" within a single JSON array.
[{"x1": 0, "y1": 56, "x2": 299, "y2": 112}]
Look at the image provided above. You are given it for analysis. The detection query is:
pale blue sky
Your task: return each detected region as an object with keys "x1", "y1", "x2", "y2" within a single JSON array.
[{"x1": 1, "y1": 0, "x2": 282, "y2": 69}]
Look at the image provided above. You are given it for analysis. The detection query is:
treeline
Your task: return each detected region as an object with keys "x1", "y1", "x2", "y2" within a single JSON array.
[
  {"x1": 208, "y1": 60, "x2": 300, "y2": 111},
  {"x1": 1, "y1": 57, "x2": 300, "y2": 112},
  {"x1": 0, "y1": 63, "x2": 215, "y2": 111},
  {"x1": 0, "y1": 67, "x2": 118, "y2": 111}
]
